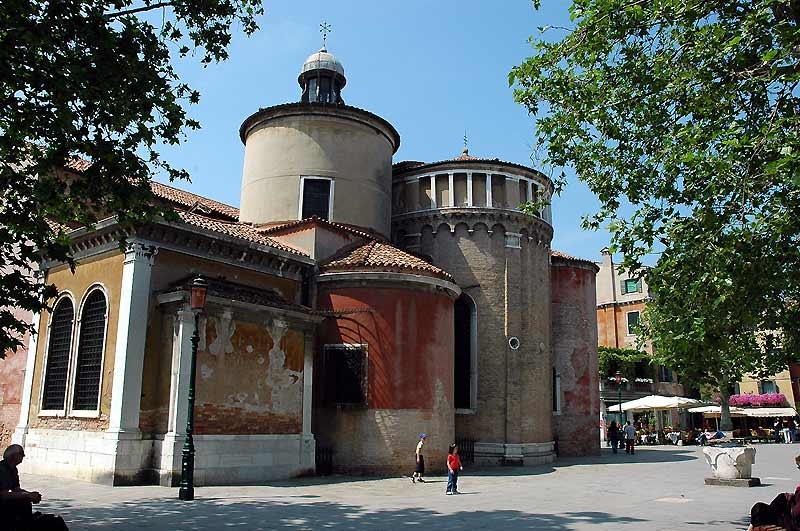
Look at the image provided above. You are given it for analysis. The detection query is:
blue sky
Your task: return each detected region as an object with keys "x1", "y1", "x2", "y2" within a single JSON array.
[{"x1": 159, "y1": 0, "x2": 607, "y2": 261}]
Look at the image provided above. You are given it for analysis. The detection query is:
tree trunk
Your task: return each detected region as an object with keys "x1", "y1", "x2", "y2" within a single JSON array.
[{"x1": 719, "y1": 385, "x2": 733, "y2": 432}]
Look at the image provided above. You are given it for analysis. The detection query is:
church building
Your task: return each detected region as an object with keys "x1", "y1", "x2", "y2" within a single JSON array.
[{"x1": 9, "y1": 45, "x2": 600, "y2": 485}]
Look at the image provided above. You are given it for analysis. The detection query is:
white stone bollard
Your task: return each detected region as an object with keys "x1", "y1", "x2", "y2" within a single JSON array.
[{"x1": 702, "y1": 446, "x2": 760, "y2": 486}]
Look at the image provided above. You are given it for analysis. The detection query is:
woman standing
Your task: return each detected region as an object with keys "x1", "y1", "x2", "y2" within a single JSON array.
[
  {"x1": 446, "y1": 443, "x2": 463, "y2": 495},
  {"x1": 608, "y1": 420, "x2": 620, "y2": 454},
  {"x1": 411, "y1": 433, "x2": 427, "y2": 483}
]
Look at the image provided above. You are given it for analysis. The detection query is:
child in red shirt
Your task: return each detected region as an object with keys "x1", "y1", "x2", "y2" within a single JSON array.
[{"x1": 446, "y1": 443, "x2": 463, "y2": 495}]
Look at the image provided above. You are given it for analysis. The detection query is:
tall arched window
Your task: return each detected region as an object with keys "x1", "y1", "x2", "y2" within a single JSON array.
[
  {"x1": 41, "y1": 297, "x2": 75, "y2": 411},
  {"x1": 72, "y1": 289, "x2": 107, "y2": 410},
  {"x1": 454, "y1": 294, "x2": 477, "y2": 410}
]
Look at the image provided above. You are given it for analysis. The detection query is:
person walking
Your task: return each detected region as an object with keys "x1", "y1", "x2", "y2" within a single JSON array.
[
  {"x1": 623, "y1": 420, "x2": 636, "y2": 454},
  {"x1": 445, "y1": 443, "x2": 463, "y2": 495},
  {"x1": 608, "y1": 420, "x2": 620, "y2": 454},
  {"x1": 411, "y1": 433, "x2": 427, "y2": 483},
  {"x1": 782, "y1": 419, "x2": 792, "y2": 444}
]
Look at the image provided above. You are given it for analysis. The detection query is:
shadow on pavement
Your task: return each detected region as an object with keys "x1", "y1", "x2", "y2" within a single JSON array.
[{"x1": 46, "y1": 498, "x2": 649, "y2": 531}]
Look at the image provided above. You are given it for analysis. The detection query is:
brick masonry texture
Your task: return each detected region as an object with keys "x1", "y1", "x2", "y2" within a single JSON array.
[
  {"x1": 395, "y1": 215, "x2": 554, "y2": 452},
  {"x1": 551, "y1": 260, "x2": 601, "y2": 457},
  {"x1": 0, "y1": 307, "x2": 32, "y2": 448}
]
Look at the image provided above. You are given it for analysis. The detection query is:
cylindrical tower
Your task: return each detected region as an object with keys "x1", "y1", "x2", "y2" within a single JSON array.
[
  {"x1": 391, "y1": 149, "x2": 556, "y2": 465},
  {"x1": 238, "y1": 48, "x2": 400, "y2": 237}
]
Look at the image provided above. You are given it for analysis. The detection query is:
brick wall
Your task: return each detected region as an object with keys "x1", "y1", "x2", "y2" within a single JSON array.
[
  {"x1": 0, "y1": 307, "x2": 32, "y2": 449},
  {"x1": 551, "y1": 259, "x2": 600, "y2": 456},
  {"x1": 395, "y1": 212, "x2": 554, "y2": 456}
]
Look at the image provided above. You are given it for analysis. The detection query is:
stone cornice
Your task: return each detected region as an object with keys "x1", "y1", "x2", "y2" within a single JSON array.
[
  {"x1": 597, "y1": 297, "x2": 652, "y2": 310},
  {"x1": 316, "y1": 271, "x2": 461, "y2": 299},
  {"x1": 392, "y1": 207, "x2": 554, "y2": 245},
  {"x1": 239, "y1": 102, "x2": 401, "y2": 153}
]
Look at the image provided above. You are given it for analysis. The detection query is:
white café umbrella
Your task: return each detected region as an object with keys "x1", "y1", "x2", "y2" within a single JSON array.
[{"x1": 608, "y1": 395, "x2": 703, "y2": 412}]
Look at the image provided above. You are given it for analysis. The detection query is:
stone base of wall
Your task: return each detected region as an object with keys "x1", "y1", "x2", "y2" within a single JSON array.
[
  {"x1": 155, "y1": 433, "x2": 315, "y2": 486},
  {"x1": 474, "y1": 441, "x2": 555, "y2": 467},
  {"x1": 19, "y1": 429, "x2": 315, "y2": 486},
  {"x1": 19, "y1": 429, "x2": 150, "y2": 485}
]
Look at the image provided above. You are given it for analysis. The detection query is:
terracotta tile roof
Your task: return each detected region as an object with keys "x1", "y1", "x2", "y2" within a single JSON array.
[
  {"x1": 63, "y1": 157, "x2": 240, "y2": 221},
  {"x1": 320, "y1": 241, "x2": 454, "y2": 281},
  {"x1": 177, "y1": 211, "x2": 308, "y2": 257},
  {"x1": 257, "y1": 216, "x2": 383, "y2": 241},
  {"x1": 551, "y1": 250, "x2": 598, "y2": 267},
  {"x1": 151, "y1": 181, "x2": 239, "y2": 221}
]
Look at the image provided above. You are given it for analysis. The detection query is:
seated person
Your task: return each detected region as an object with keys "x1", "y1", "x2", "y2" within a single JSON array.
[
  {"x1": 747, "y1": 455, "x2": 800, "y2": 531},
  {"x1": 0, "y1": 444, "x2": 68, "y2": 530}
]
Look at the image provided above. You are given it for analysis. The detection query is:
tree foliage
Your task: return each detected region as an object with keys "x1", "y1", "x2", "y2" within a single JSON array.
[
  {"x1": 511, "y1": 0, "x2": 800, "y2": 428},
  {"x1": 0, "y1": 0, "x2": 263, "y2": 356},
  {"x1": 597, "y1": 346, "x2": 650, "y2": 382}
]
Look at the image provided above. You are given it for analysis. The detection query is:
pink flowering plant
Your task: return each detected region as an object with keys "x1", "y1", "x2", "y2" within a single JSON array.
[{"x1": 724, "y1": 393, "x2": 787, "y2": 407}]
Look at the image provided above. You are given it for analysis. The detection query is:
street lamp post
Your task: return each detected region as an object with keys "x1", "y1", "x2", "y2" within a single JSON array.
[
  {"x1": 615, "y1": 371, "x2": 623, "y2": 424},
  {"x1": 178, "y1": 276, "x2": 208, "y2": 501}
]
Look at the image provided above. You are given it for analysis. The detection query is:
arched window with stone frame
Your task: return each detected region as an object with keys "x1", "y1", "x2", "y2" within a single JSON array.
[
  {"x1": 41, "y1": 296, "x2": 76, "y2": 412},
  {"x1": 70, "y1": 286, "x2": 109, "y2": 412}
]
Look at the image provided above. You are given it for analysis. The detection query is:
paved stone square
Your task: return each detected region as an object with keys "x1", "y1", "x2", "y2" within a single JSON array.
[{"x1": 21, "y1": 444, "x2": 800, "y2": 530}]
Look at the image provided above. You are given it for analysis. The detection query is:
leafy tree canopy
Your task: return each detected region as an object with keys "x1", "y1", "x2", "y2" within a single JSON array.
[
  {"x1": 0, "y1": 0, "x2": 263, "y2": 356},
  {"x1": 512, "y1": 0, "x2": 800, "y2": 428},
  {"x1": 597, "y1": 345, "x2": 650, "y2": 383}
]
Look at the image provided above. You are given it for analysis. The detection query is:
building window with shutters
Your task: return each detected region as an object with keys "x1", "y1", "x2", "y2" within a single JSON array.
[
  {"x1": 40, "y1": 296, "x2": 76, "y2": 414},
  {"x1": 299, "y1": 176, "x2": 334, "y2": 221},
  {"x1": 322, "y1": 344, "x2": 367, "y2": 406},
  {"x1": 70, "y1": 288, "x2": 108, "y2": 414},
  {"x1": 621, "y1": 278, "x2": 643, "y2": 295}
]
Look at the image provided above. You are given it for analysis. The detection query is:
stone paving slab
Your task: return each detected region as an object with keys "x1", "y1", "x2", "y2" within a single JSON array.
[{"x1": 19, "y1": 444, "x2": 800, "y2": 530}]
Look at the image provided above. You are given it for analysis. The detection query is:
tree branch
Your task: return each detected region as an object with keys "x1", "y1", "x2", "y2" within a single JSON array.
[{"x1": 104, "y1": 2, "x2": 176, "y2": 19}]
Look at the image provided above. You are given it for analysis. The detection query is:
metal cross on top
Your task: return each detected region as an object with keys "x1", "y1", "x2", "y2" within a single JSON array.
[{"x1": 320, "y1": 21, "x2": 332, "y2": 49}]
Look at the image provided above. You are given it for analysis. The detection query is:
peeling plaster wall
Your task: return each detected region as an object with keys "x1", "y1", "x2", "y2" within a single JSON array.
[
  {"x1": 195, "y1": 312, "x2": 304, "y2": 434},
  {"x1": 314, "y1": 286, "x2": 454, "y2": 475},
  {"x1": 139, "y1": 252, "x2": 304, "y2": 436},
  {"x1": 551, "y1": 261, "x2": 600, "y2": 456}
]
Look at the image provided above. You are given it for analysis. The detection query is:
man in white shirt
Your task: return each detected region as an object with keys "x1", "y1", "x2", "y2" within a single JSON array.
[{"x1": 623, "y1": 421, "x2": 636, "y2": 454}]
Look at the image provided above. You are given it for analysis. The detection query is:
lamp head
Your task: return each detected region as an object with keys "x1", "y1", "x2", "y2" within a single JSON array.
[{"x1": 190, "y1": 276, "x2": 208, "y2": 311}]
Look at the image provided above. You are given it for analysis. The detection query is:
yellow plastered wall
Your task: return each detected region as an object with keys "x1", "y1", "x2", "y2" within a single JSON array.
[
  {"x1": 29, "y1": 251, "x2": 125, "y2": 429},
  {"x1": 739, "y1": 369, "x2": 792, "y2": 396}
]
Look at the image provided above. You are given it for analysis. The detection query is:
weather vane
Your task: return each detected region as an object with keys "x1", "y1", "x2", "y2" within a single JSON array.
[{"x1": 320, "y1": 21, "x2": 332, "y2": 50}]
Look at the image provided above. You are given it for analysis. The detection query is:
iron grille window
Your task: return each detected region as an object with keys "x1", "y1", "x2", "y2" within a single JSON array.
[
  {"x1": 323, "y1": 345, "x2": 366, "y2": 405},
  {"x1": 301, "y1": 178, "x2": 332, "y2": 220},
  {"x1": 72, "y1": 290, "x2": 107, "y2": 410},
  {"x1": 42, "y1": 298, "x2": 75, "y2": 410}
]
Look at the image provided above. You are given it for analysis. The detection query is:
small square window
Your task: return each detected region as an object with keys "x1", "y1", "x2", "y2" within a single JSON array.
[
  {"x1": 323, "y1": 345, "x2": 367, "y2": 406},
  {"x1": 623, "y1": 278, "x2": 642, "y2": 294},
  {"x1": 627, "y1": 311, "x2": 640, "y2": 335}
]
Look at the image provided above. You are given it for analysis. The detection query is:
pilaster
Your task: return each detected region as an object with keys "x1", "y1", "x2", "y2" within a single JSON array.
[
  {"x1": 12, "y1": 311, "x2": 42, "y2": 446},
  {"x1": 108, "y1": 241, "x2": 157, "y2": 435}
]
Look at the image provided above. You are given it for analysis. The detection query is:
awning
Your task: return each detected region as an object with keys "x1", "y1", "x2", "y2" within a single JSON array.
[
  {"x1": 608, "y1": 395, "x2": 704, "y2": 412},
  {"x1": 686, "y1": 405, "x2": 797, "y2": 418},
  {"x1": 687, "y1": 405, "x2": 747, "y2": 417},
  {"x1": 741, "y1": 407, "x2": 797, "y2": 418}
]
